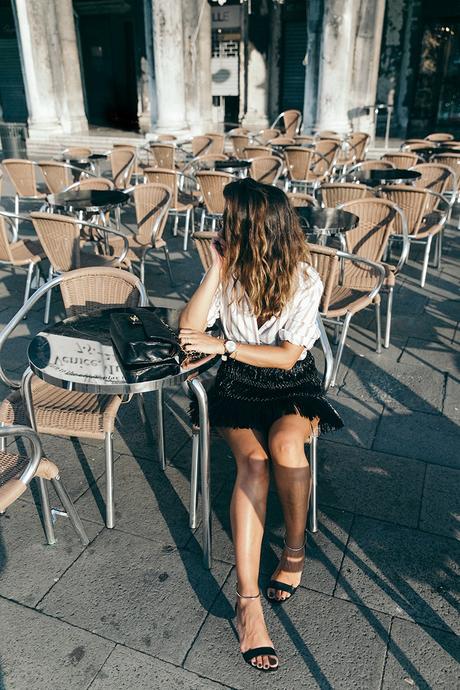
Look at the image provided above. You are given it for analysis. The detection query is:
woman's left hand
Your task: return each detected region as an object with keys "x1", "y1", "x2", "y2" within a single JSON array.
[{"x1": 179, "y1": 329, "x2": 225, "y2": 355}]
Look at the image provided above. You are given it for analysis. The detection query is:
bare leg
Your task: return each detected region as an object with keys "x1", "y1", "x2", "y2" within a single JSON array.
[
  {"x1": 267, "y1": 414, "x2": 312, "y2": 602},
  {"x1": 220, "y1": 426, "x2": 278, "y2": 670}
]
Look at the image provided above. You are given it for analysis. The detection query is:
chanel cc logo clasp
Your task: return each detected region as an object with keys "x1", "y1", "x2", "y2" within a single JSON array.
[{"x1": 129, "y1": 315, "x2": 140, "y2": 323}]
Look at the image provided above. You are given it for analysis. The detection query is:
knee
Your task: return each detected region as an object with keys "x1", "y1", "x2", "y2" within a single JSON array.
[
  {"x1": 237, "y1": 450, "x2": 270, "y2": 483},
  {"x1": 269, "y1": 433, "x2": 307, "y2": 468}
]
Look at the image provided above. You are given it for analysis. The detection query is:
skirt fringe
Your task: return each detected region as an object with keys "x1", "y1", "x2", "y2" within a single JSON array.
[{"x1": 190, "y1": 353, "x2": 343, "y2": 434}]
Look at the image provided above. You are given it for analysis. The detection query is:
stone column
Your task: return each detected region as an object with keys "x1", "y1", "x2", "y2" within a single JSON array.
[
  {"x1": 182, "y1": 0, "x2": 213, "y2": 133},
  {"x1": 14, "y1": 0, "x2": 87, "y2": 138},
  {"x1": 152, "y1": 0, "x2": 187, "y2": 131},
  {"x1": 348, "y1": 0, "x2": 386, "y2": 133},
  {"x1": 267, "y1": 3, "x2": 282, "y2": 124},
  {"x1": 315, "y1": 0, "x2": 358, "y2": 133},
  {"x1": 242, "y1": 3, "x2": 270, "y2": 129}
]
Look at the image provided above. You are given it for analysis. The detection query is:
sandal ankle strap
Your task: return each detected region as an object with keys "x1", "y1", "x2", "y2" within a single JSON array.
[
  {"x1": 283, "y1": 537, "x2": 306, "y2": 552},
  {"x1": 236, "y1": 589, "x2": 260, "y2": 600}
]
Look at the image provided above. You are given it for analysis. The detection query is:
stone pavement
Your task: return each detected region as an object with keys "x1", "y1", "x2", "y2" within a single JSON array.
[{"x1": 0, "y1": 176, "x2": 459, "y2": 689}]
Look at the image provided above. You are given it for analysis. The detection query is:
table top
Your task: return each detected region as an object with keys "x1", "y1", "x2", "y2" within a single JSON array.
[
  {"x1": 47, "y1": 189, "x2": 129, "y2": 212},
  {"x1": 88, "y1": 153, "x2": 108, "y2": 161},
  {"x1": 214, "y1": 159, "x2": 251, "y2": 171},
  {"x1": 411, "y1": 146, "x2": 460, "y2": 159},
  {"x1": 28, "y1": 307, "x2": 217, "y2": 395},
  {"x1": 345, "y1": 168, "x2": 421, "y2": 186},
  {"x1": 296, "y1": 207, "x2": 359, "y2": 234}
]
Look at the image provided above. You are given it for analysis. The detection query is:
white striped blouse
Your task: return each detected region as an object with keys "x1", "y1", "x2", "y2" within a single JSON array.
[{"x1": 206, "y1": 263, "x2": 323, "y2": 361}]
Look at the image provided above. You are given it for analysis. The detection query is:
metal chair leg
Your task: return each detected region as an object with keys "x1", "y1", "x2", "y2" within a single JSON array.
[
  {"x1": 183, "y1": 208, "x2": 191, "y2": 251},
  {"x1": 137, "y1": 392, "x2": 147, "y2": 424},
  {"x1": 163, "y1": 246, "x2": 174, "y2": 286},
  {"x1": 308, "y1": 434, "x2": 318, "y2": 533},
  {"x1": 173, "y1": 213, "x2": 179, "y2": 237},
  {"x1": 188, "y1": 378, "x2": 212, "y2": 569},
  {"x1": 436, "y1": 230, "x2": 443, "y2": 271},
  {"x1": 190, "y1": 428, "x2": 200, "y2": 530},
  {"x1": 199, "y1": 209, "x2": 206, "y2": 232},
  {"x1": 14, "y1": 194, "x2": 19, "y2": 239},
  {"x1": 44, "y1": 266, "x2": 53, "y2": 325},
  {"x1": 51, "y1": 476, "x2": 89, "y2": 546},
  {"x1": 374, "y1": 300, "x2": 382, "y2": 354},
  {"x1": 105, "y1": 432, "x2": 115, "y2": 528},
  {"x1": 37, "y1": 476, "x2": 56, "y2": 545},
  {"x1": 420, "y1": 236, "x2": 433, "y2": 288},
  {"x1": 330, "y1": 312, "x2": 352, "y2": 387},
  {"x1": 0, "y1": 422, "x2": 5, "y2": 452},
  {"x1": 384, "y1": 287, "x2": 394, "y2": 349},
  {"x1": 156, "y1": 388, "x2": 166, "y2": 470},
  {"x1": 23, "y1": 262, "x2": 34, "y2": 306}
]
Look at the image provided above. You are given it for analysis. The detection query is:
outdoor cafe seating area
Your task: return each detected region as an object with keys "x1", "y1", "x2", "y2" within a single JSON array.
[{"x1": 0, "y1": 107, "x2": 459, "y2": 560}]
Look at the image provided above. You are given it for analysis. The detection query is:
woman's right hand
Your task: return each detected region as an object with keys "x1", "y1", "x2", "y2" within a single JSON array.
[{"x1": 210, "y1": 238, "x2": 224, "y2": 268}]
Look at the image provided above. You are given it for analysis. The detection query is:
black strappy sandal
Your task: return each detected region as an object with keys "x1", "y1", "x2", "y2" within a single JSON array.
[
  {"x1": 267, "y1": 538, "x2": 305, "y2": 604},
  {"x1": 235, "y1": 590, "x2": 279, "y2": 672}
]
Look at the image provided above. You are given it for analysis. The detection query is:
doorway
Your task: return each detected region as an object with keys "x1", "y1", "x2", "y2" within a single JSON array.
[{"x1": 74, "y1": 0, "x2": 139, "y2": 131}]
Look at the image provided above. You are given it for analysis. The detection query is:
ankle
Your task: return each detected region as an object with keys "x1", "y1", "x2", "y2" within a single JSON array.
[{"x1": 283, "y1": 535, "x2": 306, "y2": 553}]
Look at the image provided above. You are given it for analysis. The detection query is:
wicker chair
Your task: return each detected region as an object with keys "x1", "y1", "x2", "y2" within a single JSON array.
[
  {"x1": 306, "y1": 139, "x2": 341, "y2": 187},
  {"x1": 62, "y1": 147, "x2": 92, "y2": 160},
  {"x1": 2, "y1": 159, "x2": 47, "y2": 235},
  {"x1": 148, "y1": 143, "x2": 175, "y2": 170},
  {"x1": 0, "y1": 211, "x2": 45, "y2": 305},
  {"x1": 230, "y1": 134, "x2": 250, "y2": 158},
  {"x1": 191, "y1": 135, "x2": 213, "y2": 158},
  {"x1": 249, "y1": 156, "x2": 283, "y2": 185},
  {"x1": 338, "y1": 198, "x2": 408, "y2": 348},
  {"x1": 243, "y1": 145, "x2": 273, "y2": 159},
  {"x1": 316, "y1": 130, "x2": 341, "y2": 140},
  {"x1": 38, "y1": 160, "x2": 95, "y2": 194},
  {"x1": 110, "y1": 147, "x2": 137, "y2": 189},
  {"x1": 401, "y1": 140, "x2": 431, "y2": 152},
  {"x1": 254, "y1": 128, "x2": 280, "y2": 145},
  {"x1": 348, "y1": 160, "x2": 395, "y2": 174},
  {"x1": 183, "y1": 153, "x2": 229, "y2": 177},
  {"x1": 29, "y1": 211, "x2": 130, "y2": 323},
  {"x1": 0, "y1": 268, "x2": 148, "y2": 530},
  {"x1": 337, "y1": 132, "x2": 370, "y2": 171},
  {"x1": 156, "y1": 133, "x2": 177, "y2": 142},
  {"x1": 320, "y1": 182, "x2": 374, "y2": 207},
  {"x1": 0, "y1": 424, "x2": 89, "y2": 545},
  {"x1": 195, "y1": 171, "x2": 234, "y2": 232},
  {"x1": 204, "y1": 133, "x2": 225, "y2": 155},
  {"x1": 425, "y1": 132, "x2": 454, "y2": 143},
  {"x1": 284, "y1": 146, "x2": 314, "y2": 192},
  {"x1": 144, "y1": 168, "x2": 196, "y2": 250},
  {"x1": 294, "y1": 135, "x2": 316, "y2": 146},
  {"x1": 271, "y1": 109, "x2": 302, "y2": 138},
  {"x1": 269, "y1": 136, "x2": 295, "y2": 147},
  {"x1": 309, "y1": 244, "x2": 385, "y2": 386},
  {"x1": 287, "y1": 192, "x2": 319, "y2": 208},
  {"x1": 65, "y1": 177, "x2": 115, "y2": 192},
  {"x1": 380, "y1": 185, "x2": 448, "y2": 287},
  {"x1": 381, "y1": 152, "x2": 421, "y2": 169},
  {"x1": 103, "y1": 183, "x2": 173, "y2": 284},
  {"x1": 411, "y1": 163, "x2": 456, "y2": 198}
]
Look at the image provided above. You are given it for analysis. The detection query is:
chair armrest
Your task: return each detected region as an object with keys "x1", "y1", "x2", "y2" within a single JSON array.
[
  {"x1": 316, "y1": 314, "x2": 334, "y2": 392},
  {"x1": 0, "y1": 425, "x2": 43, "y2": 486}
]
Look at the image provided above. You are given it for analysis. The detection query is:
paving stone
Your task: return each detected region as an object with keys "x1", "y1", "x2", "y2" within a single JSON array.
[
  {"x1": 399, "y1": 335, "x2": 460, "y2": 374},
  {"x1": 324, "y1": 394, "x2": 384, "y2": 448},
  {"x1": 184, "y1": 576, "x2": 390, "y2": 689},
  {"x1": 335, "y1": 516, "x2": 460, "y2": 633},
  {"x1": 443, "y1": 375, "x2": 460, "y2": 421},
  {"x1": 373, "y1": 407, "x2": 459, "y2": 468},
  {"x1": 381, "y1": 619, "x2": 460, "y2": 690},
  {"x1": 74, "y1": 450, "x2": 220, "y2": 546},
  {"x1": 385, "y1": 311, "x2": 457, "y2": 343},
  {"x1": 0, "y1": 498, "x2": 102, "y2": 606},
  {"x1": 39, "y1": 529, "x2": 231, "y2": 665},
  {"x1": 90, "y1": 645, "x2": 229, "y2": 689},
  {"x1": 419, "y1": 464, "x2": 460, "y2": 540},
  {"x1": 341, "y1": 359, "x2": 445, "y2": 413},
  {"x1": 425, "y1": 298, "x2": 460, "y2": 324},
  {"x1": 0, "y1": 597, "x2": 114, "y2": 690},
  {"x1": 317, "y1": 441, "x2": 425, "y2": 528}
]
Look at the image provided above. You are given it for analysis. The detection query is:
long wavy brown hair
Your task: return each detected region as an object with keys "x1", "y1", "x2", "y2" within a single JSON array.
[{"x1": 221, "y1": 178, "x2": 311, "y2": 321}]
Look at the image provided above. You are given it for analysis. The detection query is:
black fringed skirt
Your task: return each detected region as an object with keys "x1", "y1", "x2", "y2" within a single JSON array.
[{"x1": 190, "y1": 352, "x2": 343, "y2": 434}]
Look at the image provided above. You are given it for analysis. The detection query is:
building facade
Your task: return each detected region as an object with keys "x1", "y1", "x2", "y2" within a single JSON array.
[{"x1": 0, "y1": 0, "x2": 459, "y2": 143}]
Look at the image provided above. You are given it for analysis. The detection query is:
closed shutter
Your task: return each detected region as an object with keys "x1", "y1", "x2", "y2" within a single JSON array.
[
  {"x1": 0, "y1": 38, "x2": 28, "y2": 121},
  {"x1": 281, "y1": 21, "x2": 306, "y2": 112}
]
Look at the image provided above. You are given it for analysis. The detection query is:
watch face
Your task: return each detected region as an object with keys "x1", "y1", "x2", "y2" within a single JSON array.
[{"x1": 225, "y1": 340, "x2": 237, "y2": 353}]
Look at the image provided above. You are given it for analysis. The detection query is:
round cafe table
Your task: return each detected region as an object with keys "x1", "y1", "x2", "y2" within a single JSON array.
[
  {"x1": 26, "y1": 306, "x2": 217, "y2": 568},
  {"x1": 404, "y1": 146, "x2": 460, "y2": 161},
  {"x1": 214, "y1": 158, "x2": 251, "y2": 176},
  {"x1": 344, "y1": 168, "x2": 421, "y2": 187},
  {"x1": 296, "y1": 207, "x2": 359, "y2": 244},
  {"x1": 46, "y1": 189, "x2": 129, "y2": 214}
]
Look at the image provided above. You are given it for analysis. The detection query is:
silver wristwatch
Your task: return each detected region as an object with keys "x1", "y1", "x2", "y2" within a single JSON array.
[{"x1": 222, "y1": 339, "x2": 237, "y2": 361}]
